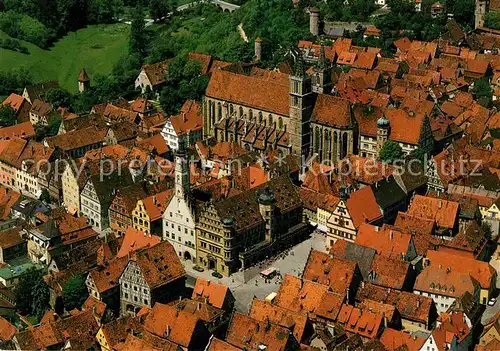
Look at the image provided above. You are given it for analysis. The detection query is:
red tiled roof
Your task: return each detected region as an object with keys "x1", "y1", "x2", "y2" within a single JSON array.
[
  {"x1": 117, "y1": 227, "x2": 161, "y2": 258},
  {"x1": 380, "y1": 328, "x2": 426, "y2": 351},
  {"x1": 249, "y1": 299, "x2": 308, "y2": 343},
  {"x1": 0, "y1": 122, "x2": 35, "y2": 140},
  {"x1": 206, "y1": 69, "x2": 289, "y2": 116},
  {"x1": 355, "y1": 223, "x2": 413, "y2": 259},
  {"x1": 0, "y1": 316, "x2": 16, "y2": 341},
  {"x1": 345, "y1": 186, "x2": 383, "y2": 228},
  {"x1": 426, "y1": 250, "x2": 496, "y2": 289},
  {"x1": 302, "y1": 250, "x2": 358, "y2": 295},
  {"x1": 143, "y1": 303, "x2": 201, "y2": 348},
  {"x1": 226, "y1": 312, "x2": 294, "y2": 351},
  {"x1": 311, "y1": 95, "x2": 352, "y2": 128},
  {"x1": 169, "y1": 100, "x2": 202, "y2": 136},
  {"x1": 192, "y1": 278, "x2": 231, "y2": 309},
  {"x1": 408, "y1": 195, "x2": 459, "y2": 230}
]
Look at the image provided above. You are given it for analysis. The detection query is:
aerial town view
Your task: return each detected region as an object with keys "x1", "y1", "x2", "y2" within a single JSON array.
[{"x1": 1, "y1": 0, "x2": 500, "y2": 350}]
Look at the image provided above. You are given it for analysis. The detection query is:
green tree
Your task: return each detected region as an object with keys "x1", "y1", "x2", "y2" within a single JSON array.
[
  {"x1": 486, "y1": 10, "x2": 500, "y2": 29},
  {"x1": 46, "y1": 88, "x2": 72, "y2": 109},
  {"x1": 473, "y1": 78, "x2": 493, "y2": 107},
  {"x1": 31, "y1": 278, "x2": 50, "y2": 320},
  {"x1": 0, "y1": 105, "x2": 17, "y2": 127},
  {"x1": 378, "y1": 140, "x2": 404, "y2": 164},
  {"x1": 15, "y1": 267, "x2": 45, "y2": 315},
  {"x1": 40, "y1": 188, "x2": 52, "y2": 203},
  {"x1": 62, "y1": 275, "x2": 89, "y2": 311},
  {"x1": 150, "y1": 0, "x2": 176, "y2": 21},
  {"x1": 129, "y1": 2, "x2": 147, "y2": 58}
]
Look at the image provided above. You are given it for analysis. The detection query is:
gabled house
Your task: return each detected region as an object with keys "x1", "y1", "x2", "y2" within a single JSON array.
[
  {"x1": 355, "y1": 223, "x2": 417, "y2": 262},
  {"x1": 142, "y1": 302, "x2": 211, "y2": 351},
  {"x1": 132, "y1": 189, "x2": 172, "y2": 237},
  {"x1": 326, "y1": 186, "x2": 383, "y2": 247},
  {"x1": 80, "y1": 170, "x2": 133, "y2": 231},
  {"x1": 161, "y1": 100, "x2": 203, "y2": 151},
  {"x1": 22, "y1": 81, "x2": 59, "y2": 104},
  {"x1": 2, "y1": 93, "x2": 32, "y2": 123},
  {"x1": 135, "y1": 60, "x2": 169, "y2": 93},
  {"x1": 119, "y1": 240, "x2": 185, "y2": 315}
]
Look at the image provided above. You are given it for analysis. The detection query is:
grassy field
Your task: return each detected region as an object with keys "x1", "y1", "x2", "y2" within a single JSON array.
[{"x1": 0, "y1": 23, "x2": 130, "y2": 93}]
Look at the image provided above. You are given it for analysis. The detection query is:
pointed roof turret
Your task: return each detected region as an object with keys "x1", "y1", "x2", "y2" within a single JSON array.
[{"x1": 78, "y1": 68, "x2": 90, "y2": 82}]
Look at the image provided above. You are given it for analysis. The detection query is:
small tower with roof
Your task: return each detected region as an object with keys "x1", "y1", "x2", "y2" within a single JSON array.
[
  {"x1": 377, "y1": 114, "x2": 391, "y2": 153},
  {"x1": 78, "y1": 68, "x2": 90, "y2": 93}
]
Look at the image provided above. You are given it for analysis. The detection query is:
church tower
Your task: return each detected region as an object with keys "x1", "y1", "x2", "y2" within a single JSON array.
[
  {"x1": 175, "y1": 139, "x2": 190, "y2": 200},
  {"x1": 312, "y1": 46, "x2": 332, "y2": 94},
  {"x1": 78, "y1": 68, "x2": 90, "y2": 93},
  {"x1": 376, "y1": 114, "x2": 390, "y2": 153},
  {"x1": 289, "y1": 55, "x2": 313, "y2": 164}
]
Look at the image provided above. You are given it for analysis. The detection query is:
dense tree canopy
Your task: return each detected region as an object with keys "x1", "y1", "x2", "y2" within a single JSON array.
[
  {"x1": 15, "y1": 267, "x2": 49, "y2": 317},
  {"x1": 0, "y1": 105, "x2": 17, "y2": 127},
  {"x1": 378, "y1": 140, "x2": 404, "y2": 164},
  {"x1": 62, "y1": 275, "x2": 89, "y2": 311},
  {"x1": 160, "y1": 56, "x2": 208, "y2": 115}
]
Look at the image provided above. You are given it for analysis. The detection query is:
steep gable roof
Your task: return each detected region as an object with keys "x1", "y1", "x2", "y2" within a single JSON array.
[{"x1": 206, "y1": 69, "x2": 289, "y2": 116}]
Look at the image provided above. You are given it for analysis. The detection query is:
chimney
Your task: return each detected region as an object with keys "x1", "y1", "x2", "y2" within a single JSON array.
[
  {"x1": 390, "y1": 230, "x2": 393, "y2": 240},
  {"x1": 438, "y1": 200, "x2": 442, "y2": 209},
  {"x1": 197, "y1": 302, "x2": 201, "y2": 311},
  {"x1": 417, "y1": 299, "x2": 421, "y2": 308},
  {"x1": 374, "y1": 226, "x2": 380, "y2": 232},
  {"x1": 309, "y1": 8, "x2": 319, "y2": 36},
  {"x1": 255, "y1": 37, "x2": 262, "y2": 61}
]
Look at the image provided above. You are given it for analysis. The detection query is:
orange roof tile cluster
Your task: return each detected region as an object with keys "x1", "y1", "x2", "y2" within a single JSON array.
[
  {"x1": 355, "y1": 223, "x2": 413, "y2": 259},
  {"x1": 0, "y1": 316, "x2": 16, "y2": 341},
  {"x1": 2, "y1": 93, "x2": 27, "y2": 112},
  {"x1": 132, "y1": 240, "x2": 185, "y2": 289},
  {"x1": 311, "y1": 95, "x2": 352, "y2": 128},
  {"x1": 432, "y1": 312, "x2": 471, "y2": 347},
  {"x1": 249, "y1": 299, "x2": 309, "y2": 343},
  {"x1": 0, "y1": 122, "x2": 35, "y2": 140},
  {"x1": 408, "y1": 195, "x2": 459, "y2": 230},
  {"x1": 46, "y1": 125, "x2": 106, "y2": 151},
  {"x1": 169, "y1": 100, "x2": 202, "y2": 136},
  {"x1": 344, "y1": 186, "x2": 383, "y2": 228},
  {"x1": 206, "y1": 337, "x2": 242, "y2": 351},
  {"x1": 426, "y1": 250, "x2": 496, "y2": 289},
  {"x1": 357, "y1": 283, "x2": 434, "y2": 324},
  {"x1": 274, "y1": 274, "x2": 344, "y2": 318},
  {"x1": 380, "y1": 328, "x2": 426, "y2": 351},
  {"x1": 302, "y1": 250, "x2": 358, "y2": 295},
  {"x1": 100, "y1": 315, "x2": 143, "y2": 350},
  {"x1": 336, "y1": 304, "x2": 382, "y2": 340},
  {"x1": 226, "y1": 312, "x2": 295, "y2": 351},
  {"x1": 0, "y1": 187, "x2": 20, "y2": 221},
  {"x1": 206, "y1": 69, "x2": 289, "y2": 116},
  {"x1": 143, "y1": 302, "x2": 202, "y2": 348},
  {"x1": 88, "y1": 255, "x2": 128, "y2": 293},
  {"x1": 142, "y1": 60, "x2": 169, "y2": 87},
  {"x1": 117, "y1": 227, "x2": 161, "y2": 258},
  {"x1": 141, "y1": 189, "x2": 173, "y2": 221},
  {"x1": 368, "y1": 254, "x2": 411, "y2": 290},
  {"x1": 414, "y1": 263, "x2": 478, "y2": 298},
  {"x1": 192, "y1": 278, "x2": 231, "y2": 309},
  {"x1": 298, "y1": 187, "x2": 339, "y2": 212}
]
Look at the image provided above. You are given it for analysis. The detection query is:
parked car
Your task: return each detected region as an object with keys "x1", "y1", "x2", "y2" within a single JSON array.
[
  {"x1": 193, "y1": 265, "x2": 204, "y2": 272},
  {"x1": 211, "y1": 271, "x2": 223, "y2": 279},
  {"x1": 488, "y1": 298, "x2": 497, "y2": 306}
]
